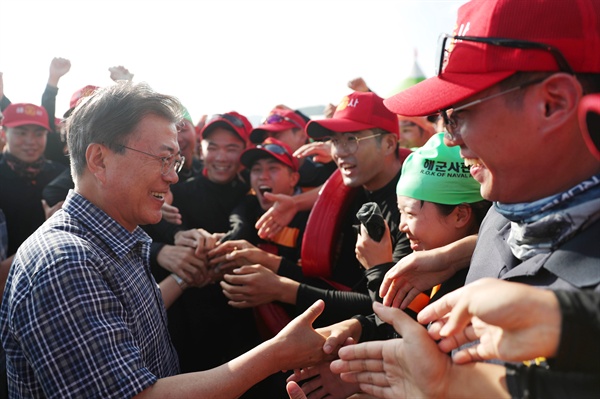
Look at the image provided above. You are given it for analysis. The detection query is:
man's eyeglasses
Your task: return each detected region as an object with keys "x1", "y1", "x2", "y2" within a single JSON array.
[
  {"x1": 119, "y1": 145, "x2": 185, "y2": 175},
  {"x1": 326, "y1": 133, "x2": 382, "y2": 155},
  {"x1": 257, "y1": 143, "x2": 294, "y2": 164},
  {"x1": 440, "y1": 77, "x2": 545, "y2": 139},
  {"x1": 436, "y1": 34, "x2": 575, "y2": 77},
  {"x1": 262, "y1": 114, "x2": 304, "y2": 129},
  {"x1": 208, "y1": 113, "x2": 246, "y2": 128}
]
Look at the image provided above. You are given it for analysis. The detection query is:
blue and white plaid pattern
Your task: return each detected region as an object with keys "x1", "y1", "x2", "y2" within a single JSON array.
[
  {"x1": 0, "y1": 191, "x2": 179, "y2": 398},
  {"x1": 0, "y1": 209, "x2": 7, "y2": 261}
]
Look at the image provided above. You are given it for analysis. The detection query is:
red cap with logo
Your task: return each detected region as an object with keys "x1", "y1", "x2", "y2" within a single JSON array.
[
  {"x1": 250, "y1": 107, "x2": 307, "y2": 144},
  {"x1": 385, "y1": 0, "x2": 600, "y2": 117},
  {"x1": 2, "y1": 103, "x2": 50, "y2": 130},
  {"x1": 70, "y1": 85, "x2": 100, "y2": 110},
  {"x1": 307, "y1": 91, "x2": 399, "y2": 139},
  {"x1": 240, "y1": 137, "x2": 299, "y2": 172},
  {"x1": 200, "y1": 111, "x2": 253, "y2": 146}
]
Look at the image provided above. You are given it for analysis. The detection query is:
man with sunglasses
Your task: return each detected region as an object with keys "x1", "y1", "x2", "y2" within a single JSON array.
[
  {"x1": 316, "y1": 0, "x2": 600, "y2": 397},
  {"x1": 250, "y1": 106, "x2": 337, "y2": 190}
]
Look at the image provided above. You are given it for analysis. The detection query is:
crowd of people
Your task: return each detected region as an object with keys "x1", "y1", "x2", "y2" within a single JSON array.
[{"x1": 0, "y1": 0, "x2": 599, "y2": 398}]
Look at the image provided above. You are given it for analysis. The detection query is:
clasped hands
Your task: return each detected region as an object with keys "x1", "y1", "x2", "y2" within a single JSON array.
[{"x1": 169, "y1": 230, "x2": 288, "y2": 306}]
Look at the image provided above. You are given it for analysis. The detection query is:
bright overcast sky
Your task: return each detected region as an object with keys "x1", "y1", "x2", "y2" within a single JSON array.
[{"x1": 1, "y1": 0, "x2": 466, "y2": 124}]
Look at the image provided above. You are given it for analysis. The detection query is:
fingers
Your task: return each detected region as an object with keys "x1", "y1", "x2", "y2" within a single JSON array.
[
  {"x1": 287, "y1": 366, "x2": 321, "y2": 383},
  {"x1": 373, "y1": 301, "x2": 421, "y2": 338},
  {"x1": 256, "y1": 217, "x2": 283, "y2": 240},
  {"x1": 286, "y1": 381, "x2": 308, "y2": 399},
  {"x1": 385, "y1": 279, "x2": 411, "y2": 309},
  {"x1": 418, "y1": 288, "x2": 467, "y2": 335},
  {"x1": 436, "y1": 323, "x2": 480, "y2": 354},
  {"x1": 161, "y1": 203, "x2": 182, "y2": 225},
  {"x1": 399, "y1": 287, "x2": 421, "y2": 310}
]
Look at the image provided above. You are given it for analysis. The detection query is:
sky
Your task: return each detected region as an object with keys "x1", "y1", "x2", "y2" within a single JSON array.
[{"x1": 0, "y1": 0, "x2": 467, "y2": 125}]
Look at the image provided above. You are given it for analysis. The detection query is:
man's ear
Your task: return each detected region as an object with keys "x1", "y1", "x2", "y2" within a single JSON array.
[
  {"x1": 538, "y1": 73, "x2": 582, "y2": 134},
  {"x1": 85, "y1": 143, "x2": 108, "y2": 183},
  {"x1": 289, "y1": 170, "x2": 300, "y2": 188},
  {"x1": 384, "y1": 133, "x2": 398, "y2": 155}
]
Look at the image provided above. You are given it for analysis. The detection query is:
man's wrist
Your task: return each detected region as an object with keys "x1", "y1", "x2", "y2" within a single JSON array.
[{"x1": 170, "y1": 273, "x2": 188, "y2": 290}]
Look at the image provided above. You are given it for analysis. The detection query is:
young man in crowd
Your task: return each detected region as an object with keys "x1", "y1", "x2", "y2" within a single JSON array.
[
  {"x1": 144, "y1": 111, "x2": 259, "y2": 380},
  {"x1": 0, "y1": 103, "x2": 66, "y2": 258},
  {"x1": 250, "y1": 106, "x2": 336, "y2": 190}
]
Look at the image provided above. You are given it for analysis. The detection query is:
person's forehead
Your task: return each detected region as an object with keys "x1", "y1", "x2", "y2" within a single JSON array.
[
  {"x1": 7, "y1": 124, "x2": 48, "y2": 132},
  {"x1": 251, "y1": 157, "x2": 285, "y2": 168},
  {"x1": 397, "y1": 195, "x2": 420, "y2": 208},
  {"x1": 268, "y1": 128, "x2": 294, "y2": 136},
  {"x1": 179, "y1": 120, "x2": 195, "y2": 131},
  {"x1": 400, "y1": 121, "x2": 419, "y2": 128},
  {"x1": 203, "y1": 128, "x2": 244, "y2": 145}
]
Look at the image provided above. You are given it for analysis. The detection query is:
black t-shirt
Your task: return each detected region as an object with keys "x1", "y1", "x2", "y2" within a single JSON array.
[
  {"x1": 296, "y1": 169, "x2": 411, "y2": 327},
  {"x1": 298, "y1": 157, "x2": 337, "y2": 189},
  {"x1": 0, "y1": 158, "x2": 66, "y2": 255}
]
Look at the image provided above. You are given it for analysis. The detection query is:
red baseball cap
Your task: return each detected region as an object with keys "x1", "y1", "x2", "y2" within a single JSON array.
[
  {"x1": 307, "y1": 91, "x2": 399, "y2": 139},
  {"x1": 2, "y1": 103, "x2": 50, "y2": 130},
  {"x1": 70, "y1": 85, "x2": 100, "y2": 110},
  {"x1": 385, "y1": 0, "x2": 600, "y2": 117},
  {"x1": 240, "y1": 137, "x2": 299, "y2": 172},
  {"x1": 200, "y1": 111, "x2": 253, "y2": 146},
  {"x1": 250, "y1": 107, "x2": 307, "y2": 144}
]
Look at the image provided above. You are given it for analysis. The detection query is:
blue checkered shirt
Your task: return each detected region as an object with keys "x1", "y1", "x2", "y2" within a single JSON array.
[{"x1": 0, "y1": 191, "x2": 179, "y2": 398}]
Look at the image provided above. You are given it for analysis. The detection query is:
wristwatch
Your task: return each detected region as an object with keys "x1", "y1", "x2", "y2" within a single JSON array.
[{"x1": 170, "y1": 273, "x2": 188, "y2": 290}]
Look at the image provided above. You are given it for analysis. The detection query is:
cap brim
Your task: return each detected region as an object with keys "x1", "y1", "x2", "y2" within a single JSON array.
[
  {"x1": 201, "y1": 120, "x2": 245, "y2": 142},
  {"x1": 249, "y1": 123, "x2": 295, "y2": 144},
  {"x1": 306, "y1": 119, "x2": 377, "y2": 139},
  {"x1": 240, "y1": 148, "x2": 295, "y2": 170},
  {"x1": 384, "y1": 71, "x2": 515, "y2": 116},
  {"x1": 3, "y1": 120, "x2": 51, "y2": 131}
]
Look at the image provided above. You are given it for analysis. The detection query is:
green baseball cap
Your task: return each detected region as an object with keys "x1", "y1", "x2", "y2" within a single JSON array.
[
  {"x1": 182, "y1": 106, "x2": 193, "y2": 124},
  {"x1": 396, "y1": 133, "x2": 483, "y2": 205}
]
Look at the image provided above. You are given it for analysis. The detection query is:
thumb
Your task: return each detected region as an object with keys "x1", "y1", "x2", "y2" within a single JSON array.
[
  {"x1": 263, "y1": 191, "x2": 285, "y2": 201},
  {"x1": 373, "y1": 301, "x2": 418, "y2": 337},
  {"x1": 286, "y1": 381, "x2": 308, "y2": 399},
  {"x1": 298, "y1": 299, "x2": 325, "y2": 327}
]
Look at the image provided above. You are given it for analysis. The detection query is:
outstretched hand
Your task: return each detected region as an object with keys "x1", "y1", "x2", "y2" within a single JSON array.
[
  {"x1": 380, "y1": 236, "x2": 476, "y2": 309},
  {"x1": 208, "y1": 240, "x2": 281, "y2": 273},
  {"x1": 272, "y1": 299, "x2": 328, "y2": 372},
  {"x1": 255, "y1": 192, "x2": 297, "y2": 240},
  {"x1": 287, "y1": 361, "x2": 360, "y2": 399},
  {"x1": 418, "y1": 278, "x2": 561, "y2": 364},
  {"x1": 330, "y1": 302, "x2": 452, "y2": 399},
  {"x1": 293, "y1": 141, "x2": 333, "y2": 164}
]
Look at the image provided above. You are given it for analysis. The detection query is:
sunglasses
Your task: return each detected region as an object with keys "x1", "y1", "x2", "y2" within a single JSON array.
[
  {"x1": 258, "y1": 143, "x2": 295, "y2": 164},
  {"x1": 436, "y1": 34, "x2": 574, "y2": 77},
  {"x1": 262, "y1": 114, "x2": 304, "y2": 129}
]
